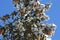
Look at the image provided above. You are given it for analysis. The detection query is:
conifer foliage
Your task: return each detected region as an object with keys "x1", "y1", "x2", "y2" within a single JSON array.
[{"x1": 0, "y1": 0, "x2": 56, "y2": 40}]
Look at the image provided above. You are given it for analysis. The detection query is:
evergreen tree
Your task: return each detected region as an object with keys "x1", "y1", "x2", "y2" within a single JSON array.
[{"x1": 0, "y1": 0, "x2": 56, "y2": 40}]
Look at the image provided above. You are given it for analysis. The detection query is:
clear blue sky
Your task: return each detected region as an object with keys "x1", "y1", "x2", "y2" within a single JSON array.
[{"x1": 0, "y1": 0, "x2": 60, "y2": 40}]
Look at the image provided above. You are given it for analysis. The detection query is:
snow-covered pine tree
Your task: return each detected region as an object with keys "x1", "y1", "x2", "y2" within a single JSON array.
[{"x1": 0, "y1": 0, "x2": 56, "y2": 40}]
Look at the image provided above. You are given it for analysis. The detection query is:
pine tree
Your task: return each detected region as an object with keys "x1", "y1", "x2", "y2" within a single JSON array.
[{"x1": 0, "y1": 0, "x2": 56, "y2": 40}]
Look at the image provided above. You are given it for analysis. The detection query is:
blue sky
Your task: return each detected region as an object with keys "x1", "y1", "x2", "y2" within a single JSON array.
[{"x1": 0, "y1": 0, "x2": 60, "y2": 40}]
